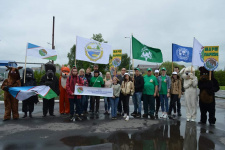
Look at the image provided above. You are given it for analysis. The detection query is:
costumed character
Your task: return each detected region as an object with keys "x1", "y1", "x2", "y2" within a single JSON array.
[
  {"x1": 21, "y1": 68, "x2": 39, "y2": 118},
  {"x1": 180, "y1": 66, "x2": 198, "y2": 122},
  {"x1": 59, "y1": 65, "x2": 70, "y2": 115},
  {"x1": 198, "y1": 66, "x2": 219, "y2": 125},
  {"x1": 1, "y1": 66, "x2": 23, "y2": 121},
  {"x1": 40, "y1": 62, "x2": 59, "y2": 117}
]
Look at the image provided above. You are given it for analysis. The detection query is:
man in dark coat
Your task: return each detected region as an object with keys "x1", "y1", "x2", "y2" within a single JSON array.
[
  {"x1": 21, "y1": 68, "x2": 39, "y2": 118},
  {"x1": 198, "y1": 66, "x2": 219, "y2": 125},
  {"x1": 40, "y1": 62, "x2": 59, "y2": 117}
]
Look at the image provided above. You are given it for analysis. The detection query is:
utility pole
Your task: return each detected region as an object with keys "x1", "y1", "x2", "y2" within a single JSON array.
[{"x1": 52, "y1": 16, "x2": 55, "y2": 64}]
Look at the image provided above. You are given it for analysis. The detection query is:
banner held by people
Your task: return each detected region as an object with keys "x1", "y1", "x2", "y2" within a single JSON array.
[
  {"x1": 76, "y1": 36, "x2": 111, "y2": 64},
  {"x1": 27, "y1": 43, "x2": 57, "y2": 61},
  {"x1": 172, "y1": 43, "x2": 192, "y2": 63},
  {"x1": 74, "y1": 86, "x2": 113, "y2": 97},
  {"x1": 132, "y1": 36, "x2": 163, "y2": 63},
  {"x1": 8, "y1": 85, "x2": 58, "y2": 101},
  {"x1": 192, "y1": 38, "x2": 204, "y2": 67}
]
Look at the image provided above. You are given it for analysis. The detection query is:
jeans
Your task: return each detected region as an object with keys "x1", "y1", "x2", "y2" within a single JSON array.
[
  {"x1": 109, "y1": 97, "x2": 119, "y2": 117},
  {"x1": 160, "y1": 94, "x2": 169, "y2": 112},
  {"x1": 168, "y1": 94, "x2": 178, "y2": 115},
  {"x1": 81, "y1": 95, "x2": 88, "y2": 113},
  {"x1": 90, "y1": 96, "x2": 100, "y2": 112},
  {"x1": 143, "y1": 94, "x2": 155, "y2": 115},
  {"x1": 69, "y1": 97, "x2": 82, "y2": 116},
  {"x1": 104, "y1": 97, "x2": 110, "y2": 111},
  {"x1": 122, "y1": 94, "x2": 130, "y2": 115},
  {"x1": 132, "y1": 92, "x2": 142, "y2": 113}
]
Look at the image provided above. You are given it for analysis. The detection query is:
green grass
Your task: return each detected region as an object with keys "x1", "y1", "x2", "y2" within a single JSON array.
[{"x1": 220, "y1": 86, "x2": 225, "y2": 90}]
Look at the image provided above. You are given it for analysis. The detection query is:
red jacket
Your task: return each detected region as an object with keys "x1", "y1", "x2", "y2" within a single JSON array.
[{"x1": 66, "y1": 75, "x2": 84, "y2": 99}]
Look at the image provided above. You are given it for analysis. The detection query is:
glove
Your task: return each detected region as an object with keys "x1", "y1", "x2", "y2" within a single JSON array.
[
  {"x1": 189, "y1": 73, "x2": 194, "y2": 79},
  {"x1": 3, "y1": 86, "x2": 9, "y2": 92}
]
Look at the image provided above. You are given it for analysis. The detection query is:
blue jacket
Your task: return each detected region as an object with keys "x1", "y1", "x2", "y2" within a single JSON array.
[{"x1": 157, "y1": 75, "x2": 171, "y2": 92}]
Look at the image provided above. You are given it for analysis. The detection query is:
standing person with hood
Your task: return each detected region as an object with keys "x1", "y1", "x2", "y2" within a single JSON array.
[
  {"x1": 40, "y1": 62, "x2": 59, "y2": 117},
  {"x1": 131, "y1": 68, "x2": 144, "y2": 118},
  {"x1": 121, "y1": 73, "x2": 134, "y2": 121},
  {"x1": 66, "y1": 66, "x2": 84, "y2": 121},
  {"x1": 158, "y1": 67, "x2": 171, "y2": 119},
  {"x1": 89, "y1": 70, "x2": 104, "y2": 115},
  {"x1": 21, "y1": 68, "x2": 39, "y2": 118}
]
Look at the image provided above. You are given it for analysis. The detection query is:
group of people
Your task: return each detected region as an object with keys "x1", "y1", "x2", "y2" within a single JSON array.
[{"x1": 1, "y1": 63, "x2": 219, "y2": 126}]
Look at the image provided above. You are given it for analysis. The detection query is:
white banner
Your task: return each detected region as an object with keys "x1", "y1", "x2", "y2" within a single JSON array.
[
  {"x1": 74, "y1": 86, "x2": 113, "y2": 97},
  {"x1": 76, "y1": 36, "x2": 111, "y2": 64},
  {"x1": 192, "y1": 38, "x2": 204, "y2": 66}
]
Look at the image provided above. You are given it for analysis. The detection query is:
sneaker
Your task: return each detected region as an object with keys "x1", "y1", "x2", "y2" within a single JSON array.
[
  {"x1": 168, "y1": 115, "x2": 174, "y2": 120},
  {"x1": 136, "y1": 113, "x2": 141, "y2": 118},
  {"x1": 163, "y1": 114, "x2": 168, "y2": 119},
  {"x1": 125, "y1": 116, "x2": 129, "y2": 121},
  {"x1": 77, "y1": 116, "x2": 82, "y2": 121},
  {"x1": 187, "y1": 119, "x2": 190, "y2": 122},
  {"x1": 123, "y1": 113, "x2": 127, "y2": 118},
  {"x1": 142, "y1": 114, "x2": 148, "y2": 118},
  {"x1": 150, "y1": 114, "x2": 155, "y2": 119},
  {"x1": 191, "y1": 119, "x2": 195, "y2": 122},
  {"x1": 131, "y1": 111, "x2": 137, "y2": 117},
  {"x1": 160, "y1": 113, "x2": 165, "y2": 118},
  {"x1": 173, "y1": 113, "x2": 177, "y2": 118},
  {"x1": 114, "y1": 117, "x2": 117, "y2": 120}
]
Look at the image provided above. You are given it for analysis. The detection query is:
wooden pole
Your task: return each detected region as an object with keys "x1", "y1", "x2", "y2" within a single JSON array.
[
  {"x1": 24, "y1": 43, "x2": 28, "y2": 84},
  {"x1": 52, "y1": 16, "x2": 55, "y2": 64},
  {"x1": 209, "y1": 71, "x2": 212, "y2": 80}
]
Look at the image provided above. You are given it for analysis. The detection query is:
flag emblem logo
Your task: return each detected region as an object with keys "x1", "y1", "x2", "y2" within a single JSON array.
[
  {"x1": 176, "y1": 48, "x2": 189, "y2": 60},
  {"x1": 112, "y1": 58, "x2": 121, "y2": 67},
  {"x1": 77, "y1": 87, "x2": 84, "y2": 94},
  {"x1": 200, "y1": 47, "x2": 204, "y2": 63},
  {"x1": 204, "y1": 58, "x2": 218, "y2": 71},
  {"x1": 141, "y1": 46, "x2": 152, "y2": 61},
  {"x1": 85, "y1": 42, "x2": 103, "y2": 62},
  {"x1": 39, "y1": 49, "x2": 47, "y2": 56}
]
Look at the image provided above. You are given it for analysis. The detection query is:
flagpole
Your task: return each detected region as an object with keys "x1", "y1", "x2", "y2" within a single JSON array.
[
  {"x1": 191, "y1": 37, "x2": 195, "y2": 73},
  {"x1": 52, "y1": 16, "x2": 55, "y2": 64},
  {"x1": 75, "y1": 36, "x2": 77, "y2": 67},
  {"x1": 24, "y1": 43, "x2": 28, "y2": 84},
  {"x1": 172, "y1": 43, "x2": 173, "y2": 73}
]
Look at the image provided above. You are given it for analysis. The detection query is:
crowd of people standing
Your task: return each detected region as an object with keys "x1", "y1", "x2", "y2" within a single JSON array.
[{"x1": 65, "y1": 64, "x2": 184, "y2": 121}]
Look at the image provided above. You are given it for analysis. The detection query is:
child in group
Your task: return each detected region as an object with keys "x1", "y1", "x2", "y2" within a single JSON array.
[
  {"x1": 104, "y1": 72, "x2": 112, "y2": 115},
  {"x1": 109, "y1": 77, "x2": 121, "y2": 119},
  {"x1": 121, "y1": 73, "x2": 134, "y2": 121},
  {"x1": 168, "y1": 72, "x2": 181, "y2": 119}
]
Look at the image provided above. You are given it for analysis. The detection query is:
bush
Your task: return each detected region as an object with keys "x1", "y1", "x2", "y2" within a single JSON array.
[{"x1": 34, "y1": 71, "x2": 60, "y2": 85}]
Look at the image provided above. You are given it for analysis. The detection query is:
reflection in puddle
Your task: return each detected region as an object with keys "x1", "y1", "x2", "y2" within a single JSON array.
[{"x1": 60, "y1": 121, "x2": 216, "y2": 150}]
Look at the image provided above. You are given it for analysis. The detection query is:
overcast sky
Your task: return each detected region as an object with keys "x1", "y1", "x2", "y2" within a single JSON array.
[{"x1": 0, "y1": 0, "x2": 224, "y2": 70}]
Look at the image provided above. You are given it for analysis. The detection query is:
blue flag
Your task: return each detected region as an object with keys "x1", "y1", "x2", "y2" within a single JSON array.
[{"x1": 172, "y1": 43, "x2": 193, "y2": 62}]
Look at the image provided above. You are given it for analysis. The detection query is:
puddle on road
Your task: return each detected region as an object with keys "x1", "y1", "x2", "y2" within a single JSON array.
[{"x1": 60, "y1": 121, "x2": 218, "y2": 150}]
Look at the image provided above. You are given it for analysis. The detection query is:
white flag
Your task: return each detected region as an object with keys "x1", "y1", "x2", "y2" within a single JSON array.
[
  {"x1": 192, "y1": 38, "x2": 204, "y2": 66},
  {"x1": 27, "y1": 43, "x2": 57, "y2": 61},
  {"x1": 76, "y1": 36, "x2": 111, "y2": 64}
]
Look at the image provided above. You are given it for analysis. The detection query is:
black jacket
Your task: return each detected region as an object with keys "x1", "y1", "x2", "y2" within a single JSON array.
[
  {"x1": 134, "y1": 75, "x2": 144, "y2": 92},
  {"x1": 85, "y1": 73, "x2": 92, "y2": 86},
  {"x1": 117, "y1": 74, "x2": 124, "y2": 85}
]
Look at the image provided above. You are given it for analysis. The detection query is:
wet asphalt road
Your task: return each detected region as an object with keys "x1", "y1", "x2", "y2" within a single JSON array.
[{"x1": 0, "y1": 96, "x2": 225, "y2": 150}]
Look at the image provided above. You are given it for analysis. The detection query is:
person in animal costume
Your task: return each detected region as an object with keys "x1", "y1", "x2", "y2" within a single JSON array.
[
  {"x1": 21, "y1": 68, "x2": 39, "y2": 118},
  {"x1": 40, "y1": 62, "x2": 59, "y2": 117},
  {"x1": 59, "y1": 65, "x2": 70, "y2": 115},
  {"x1": 198, "y1": 66, "x2": 219, "y2": 125},
  {"x1": 180, "y1": 66, "x2": 198, "y2": 122},
  {"x1": 1, "y1": 66, "x2": 23, "y2": 121}
]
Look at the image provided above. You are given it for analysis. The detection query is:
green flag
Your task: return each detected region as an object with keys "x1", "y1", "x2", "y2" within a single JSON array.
[{"x1": 132, "y1": 36, "x2": 163, "y2": 63}]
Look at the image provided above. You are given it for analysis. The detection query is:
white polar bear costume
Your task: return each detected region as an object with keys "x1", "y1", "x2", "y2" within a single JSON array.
[{"x1": 180, "y1": 66, "x2": 198, "y2": 121}]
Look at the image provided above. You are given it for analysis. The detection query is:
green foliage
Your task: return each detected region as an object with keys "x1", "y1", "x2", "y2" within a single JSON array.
[
  {"x1": 159, "y1": 61, "x2": 185, "y2": 75},
  {"x1": 34, "y1": 70, "x2": 45, "y2": 85},
  {"x1": 214, "y1": 70, "x2": 225, "y2": 86},
  {"x1": 220, "y1": 86, "x2": 225, "y2": 90},
  {"x1": 92, "y1": 33, "x2": 107, "y2": 43},
  {"x1": 0, "y1": 89, "x2": 4, "y2": 101}
]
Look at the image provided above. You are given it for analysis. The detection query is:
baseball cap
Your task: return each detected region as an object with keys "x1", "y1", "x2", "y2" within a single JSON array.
[
  {"x1": 154, "y1": 70, "x2": 159, "y2": 73},
  {"x1": 124, "y1": 73, "x2": 130, "y2": 76},
  {"x1": 161, "y1": 67, "x2": 166, "y2": 71},
  {"x1": 147, "y1": 68, "x2": 152, "y2": 71},
  {"x1": 134, "y1": 68, "x2": 140, "y2": 71},
  {"x1": 172, "y1": 72, "x2": 177, "y2": 75}
]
